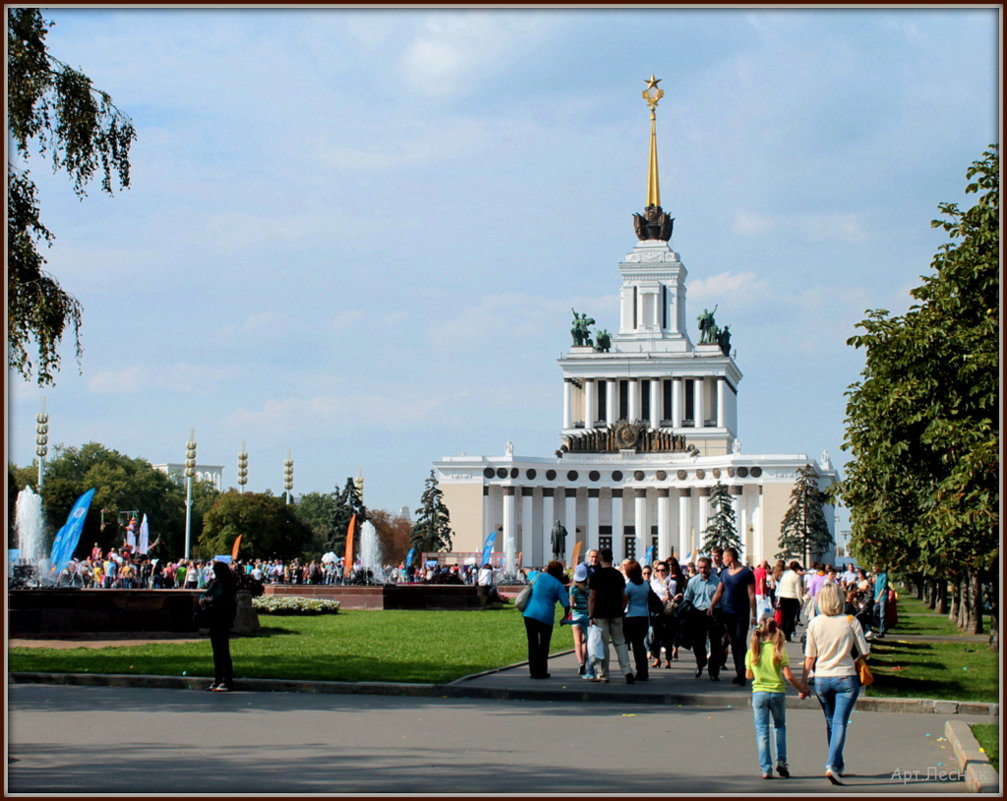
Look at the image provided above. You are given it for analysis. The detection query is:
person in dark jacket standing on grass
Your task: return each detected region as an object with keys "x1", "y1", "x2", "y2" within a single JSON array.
[{"x1": 199, "y1": 561, "x2": 237, "y2": 692}]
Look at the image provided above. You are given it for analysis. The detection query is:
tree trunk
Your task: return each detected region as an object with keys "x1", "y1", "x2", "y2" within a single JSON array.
[
  {"x1": 986, "y1": 566, "x2": 998, "y2": 652},
  {"x1": 937, "y1": 579, "x2": 949, "y2": 615},
  {"x1": 924, "y1": 577, "x2": 936, "y2": 608},
  {"x1": 949, "y1": 576, "x2": 961, "y2": 622},
  {"x1": 968, "y1": 571, "x2": 983, "y2": 635}
]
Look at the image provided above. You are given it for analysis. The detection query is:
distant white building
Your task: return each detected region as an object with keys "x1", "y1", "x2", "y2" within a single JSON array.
[
  {"x1": 153, "y1": 463, "x2": 224, "y2": 490},
  {"x1": 433, "y1": 80, "x2": 837, "y2": 569}
]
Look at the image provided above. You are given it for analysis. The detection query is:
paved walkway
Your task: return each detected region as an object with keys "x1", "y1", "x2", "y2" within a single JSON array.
[{"x1": 7, "y1": 682, "x2": 993, "y2": 795}]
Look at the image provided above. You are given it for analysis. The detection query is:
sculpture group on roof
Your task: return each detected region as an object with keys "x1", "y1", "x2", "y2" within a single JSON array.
[{"x1": 697, "y1": 305, "x2": 732, "y2": 357}]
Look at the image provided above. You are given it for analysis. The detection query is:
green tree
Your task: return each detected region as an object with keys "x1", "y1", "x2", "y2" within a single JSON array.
[
  {"x1": 701, "y1": 481, "x2": 741, "y2": 553},
  {"x1": 12, "y1": 442, "x2": 212, "y2": 560},
  {"x1": 8, "y1": 8, "x2": 136, "y2": 385},
  {"x1": 199, "y1": 490, "x2": 312, "y2": 561},
  {"x1": 840, "y1": 146, "x2": 998, "y2": 639},
  {"x1": 777, "y1": 464, "x2": 833, "y2": 566},
  {"x1": 325, "y1": 477, "x2": 367, "y2": 557},
  {"x1": 292, "y1": 490, "x2": 336, "y2": 557},
  {"x1": 410, "y1": 470, "x2": 454, "y2": 556}
]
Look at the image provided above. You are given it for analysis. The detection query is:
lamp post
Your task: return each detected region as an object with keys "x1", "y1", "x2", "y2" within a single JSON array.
[
  {"x1": 283, "y1": 450, "x2": 294, "y2": 504},
  {"x1": 184, "y1": 430, "x2": 196, "y2": 559},
  {"x1": 237, "y1": 441, "x2": 248, "y2": 493},
  {"x1": 35, "y1": 399, "x2": 48, "y2": 488}
]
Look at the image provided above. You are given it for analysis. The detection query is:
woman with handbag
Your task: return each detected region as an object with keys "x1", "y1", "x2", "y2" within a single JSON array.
[
  {"x1": 801, "y1": 580, "x2": 870, "y2": 785},
  {"x1": 520, "y1": 560, "x2": 571, "y2": 679}
]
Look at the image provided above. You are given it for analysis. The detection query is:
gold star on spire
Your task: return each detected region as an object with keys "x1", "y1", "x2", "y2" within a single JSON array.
[
  {"x1": 645, "y1": 74, "x2": 662, "y2": 90},
  {"x1": 641, "y1": 75, "x2": 665, "y2": 207}
]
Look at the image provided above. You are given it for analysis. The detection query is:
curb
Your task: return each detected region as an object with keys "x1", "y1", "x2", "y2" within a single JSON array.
[
  {"x1": 945, "y1": 719, "x2": 1000, "y2": 793},
  {"x1": 8, "y1": 671, "x2": 999, "y2": 716}
]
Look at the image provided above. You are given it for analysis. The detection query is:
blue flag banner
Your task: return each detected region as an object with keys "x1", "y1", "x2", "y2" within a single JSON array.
[
  {"x1": 481, "y1": 530, "x2": 497, "y2": 566},
  {"x1": 404, "y1": 547, "x2": 416, "y2": 567},
  {"x1": 50, "y1": 488, "x2": 96, "y2": 572},
  {"x1": 214, "y1": 555, "x2": 233, "y2": 564},
  {"x1": 644, "y1": 545, "x2": 655, "y2": 567}
]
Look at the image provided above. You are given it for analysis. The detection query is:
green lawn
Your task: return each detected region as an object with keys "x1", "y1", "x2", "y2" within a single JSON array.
[
  {"x1": 971, "y1": 724, "x2": 999, "y2": 772},
  {"x1": 864, "y1": 595, "x2": 999, "y2": 702},
  {"x1": 8, "y1": 607, "x2": 573, "y2": 685}
]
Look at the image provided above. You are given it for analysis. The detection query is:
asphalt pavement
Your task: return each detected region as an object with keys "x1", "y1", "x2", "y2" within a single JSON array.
[{"x1": 7, "y1": 630, "x2": 997, "y2": 797}]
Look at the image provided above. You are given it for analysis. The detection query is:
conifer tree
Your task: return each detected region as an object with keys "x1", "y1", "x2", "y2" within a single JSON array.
[
  {"x1": 701, "y1": 481, "x2": 741, "y2": 552},
  {"x1": 325, "y1": 477, "x2": 366, "y2": 556},
  {"x1": 777, "y1": 464, "x2": 833, "y2": 565},
  {"x1": 410, "y1": 470, "x2": 454, "y2": 557}
]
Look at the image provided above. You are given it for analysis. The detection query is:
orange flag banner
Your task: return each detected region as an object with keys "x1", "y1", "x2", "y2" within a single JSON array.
[
  {"x1": 344, "y1": 514, "x2": 357, "y2": 577},
  {"x1": 231, "y1": 534, "x2": 242, "y2": 560},
  {"x1": 571, "y1": 540, "x2": 583, "y2": 566},
  {"x1": 517, "y1": 551, "x2": 523, "y2": 569}
]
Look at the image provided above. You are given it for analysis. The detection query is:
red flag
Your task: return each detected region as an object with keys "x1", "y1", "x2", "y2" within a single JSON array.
[
  {"x1": 343, "y1": 514, "x2": 357, "y2": 577},
  {"x1": 231, "y1": 534, "x2": 242, "y2": 560},
  {"x1": 571, "y1": 540, "x2": 583, "y2": 567}
]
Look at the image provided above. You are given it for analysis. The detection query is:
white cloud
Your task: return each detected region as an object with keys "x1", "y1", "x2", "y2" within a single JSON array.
[
  {"x1": 731, "y1": 211, "x2": 868, "y2": 243},
  {"x1": 87, "y1": 364, "x2": 236, "y2": 395},
  {"x1": 689, "y1": 272, "x2": 769, "y2": 304},
  {"x1": 331, "y1": 310, "x2": 364, "y2": 330},
  {"x1": 400, "y1": 13, "x2": 549, "y2": 96},
  {"x1": 225, "y1": 391, "x2": 458, "y2": 432}
]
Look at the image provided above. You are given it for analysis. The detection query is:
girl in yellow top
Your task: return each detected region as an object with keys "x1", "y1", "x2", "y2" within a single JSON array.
[{"x1": 745, "y1": 616, "x2": 808, "y2": 779}]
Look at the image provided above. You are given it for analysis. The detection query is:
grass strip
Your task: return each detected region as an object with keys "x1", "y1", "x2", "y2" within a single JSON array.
[
  {"x1": 971, "y1": 724, "x2": 999, "y2": 772},
  {"x1": 8, "y1": 606, "x2": 573, "y2": 685}
]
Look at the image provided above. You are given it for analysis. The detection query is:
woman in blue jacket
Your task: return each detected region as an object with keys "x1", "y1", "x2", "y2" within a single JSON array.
[{"x1": 522, "y1": 560, "x2": 571, "y2": 679}]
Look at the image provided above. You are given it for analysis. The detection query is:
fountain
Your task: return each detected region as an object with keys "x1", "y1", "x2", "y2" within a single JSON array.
[
  {"x1": 12, "y1": 486, "x2": 51, "y2": 588},
  {"x1": 356, "y1": 520, "x2": 388, "y2": 585}
]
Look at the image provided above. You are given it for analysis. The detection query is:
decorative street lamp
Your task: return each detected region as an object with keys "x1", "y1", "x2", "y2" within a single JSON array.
[
  {"x1": 184, "y1": 429, "x2": 196, "y2": 559},
  {"x1": 237, "y1": 441, "x2": 248, "y2": 494},
  {"x1": 283, "y1": 450, "x2": 294, "y2": 504},
  {"x1": 355, "y1": 470, "x2": 364, "y2": 503},
  {"x1": 35, "y1": 398, "x2": 49, "y2": 488}
]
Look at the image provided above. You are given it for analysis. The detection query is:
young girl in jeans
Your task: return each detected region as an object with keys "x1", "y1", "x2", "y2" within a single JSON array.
[{"x1": 745, "y1": 616, "x2": 809, "y2": 779}]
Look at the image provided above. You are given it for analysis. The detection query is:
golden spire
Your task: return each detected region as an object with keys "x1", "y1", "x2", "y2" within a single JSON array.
[{"x1": 642, "y1": 74, "x2": 664, "y2": 208}]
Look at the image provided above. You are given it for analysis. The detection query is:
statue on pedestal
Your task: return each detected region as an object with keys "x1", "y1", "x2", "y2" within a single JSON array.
[
  {"x1": 595, "y1": 329, "x2": 611, "y2": 352},
  {"x1": 716, "y1": 325, "x2": 731, "y2": 356},
  {"x1": 551, "y1": 520, "x2": 568, "y2": 560},
  {"x1": 698, "y1": 305, "x2": 719, "y2": 344},
  {"x1": 571, "y1": 309, "x2": 595, "y2": 347}
]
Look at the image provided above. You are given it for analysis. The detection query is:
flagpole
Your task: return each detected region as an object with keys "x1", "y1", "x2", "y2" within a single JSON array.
[{"x1": 184, "y1": 430, "x2": 196, "y2": 560}]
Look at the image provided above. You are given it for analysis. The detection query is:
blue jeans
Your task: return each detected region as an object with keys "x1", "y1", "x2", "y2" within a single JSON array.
[
  {"x1": 875, "y1": 592, "x2": 888, "y2": 635},
  {"x1": 811, "y1": 675, "x2": 860, "y2": 773},
  {"x1": 752, "y1": 691, "x2": 787, "y2": 774}
]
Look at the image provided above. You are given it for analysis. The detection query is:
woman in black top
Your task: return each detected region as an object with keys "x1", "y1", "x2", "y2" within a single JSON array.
[{"x1": 199, "y1": 561, "x2": 237, "y2": 692}]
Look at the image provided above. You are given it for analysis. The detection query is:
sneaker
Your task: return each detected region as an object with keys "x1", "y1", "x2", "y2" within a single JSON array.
[
  {"x1": 211, "y1": 684, "x2": 232, "y2": 693},
  {"x1": 578, "y1": 663, "x2": 586, "y2": 676},
  {"x1": 206, "y1": 683, "x2": 219, "y2": 692},
  {"x1": 761, "y1": 773, "x2": 773, "y2": 780},
  {"x1": 581, "y1": 673, "x2": 596, "y2": 681},
  {"x1": 776, "y1": 764, "x2": 790, "y2": 779},
  {"x1": 825, "y1": 768, "x2": 843, "y2": 785}
]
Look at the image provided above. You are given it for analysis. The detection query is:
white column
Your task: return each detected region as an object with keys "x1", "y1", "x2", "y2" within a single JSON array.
[
  {"x1": 657, "y1": 488, "x2": 671, "y2": 560},
  {"x1": 628, "y1": 379, "x2": 639, "y2": 422},
  {"x1": 717, "y1": 377, "x2": 725, "y2": 429},
  {"x1": 634, "y1": 488, "x2": 648, "y2": 563},
  {"x1": 503, "y1": 487, "x2": 517, "y2": 575},
  {"x1": 672, "y1": 378, "x2": 683, "y2": 428},
  {"x1": 541, "y1": 489, "x2": 555, "y2": 567},
  {"x1": 693, "y1": 378, "x2": 704, "y2": 428},
  {"x1": 611, "y1": 490, "x2": 623, "y2": 564},
  {"x1": 584, "y1": 379, "x2": 596, "y2": 428},
  {"x1": 606, "y1": 379, "x2": 617, "y2": 425},
  {"x1": 563, "y1": 380, "x2": 572, "y2": 429},
  {"x1": 649, "y1": 378, "x2": 661, "y2": 429},
  {"x1": 587, "y1": 489, "x2": 600, "y2": 554},
  {"x1": 565, "y1": 488, "x2": 578, "y2": 565},
  {"x1": 521, "y1": 487, "x2": 534, "y2": 570},
  {"x1": 697, "y1": 488, "x2": 710, "y2": 551},
  {"x1": 678, "y1": 488, "x2": 691, "y2": 561}
]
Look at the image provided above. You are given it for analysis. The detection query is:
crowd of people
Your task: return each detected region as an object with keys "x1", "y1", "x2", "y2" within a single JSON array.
[{"x1": 519, "y1": 547, "x2": 894, "y2": 784}]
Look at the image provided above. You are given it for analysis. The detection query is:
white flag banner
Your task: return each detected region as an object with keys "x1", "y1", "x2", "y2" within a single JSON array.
[{"x1": 138, "y1": 514, "x2": 150, "y2": 555}]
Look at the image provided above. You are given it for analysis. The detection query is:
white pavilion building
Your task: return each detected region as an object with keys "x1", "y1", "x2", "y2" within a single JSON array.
[{"x1": 434, "y1": 78, "x2": 837, "y2": 569}]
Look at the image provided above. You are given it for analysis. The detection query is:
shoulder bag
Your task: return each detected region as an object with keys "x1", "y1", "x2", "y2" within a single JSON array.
[{"x1": 514, "y1": 576, "x2": 537, "y2": 612}]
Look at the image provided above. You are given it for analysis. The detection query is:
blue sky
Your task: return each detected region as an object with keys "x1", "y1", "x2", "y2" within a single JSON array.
[{"x1": 7, "y1": 7, "x2": 999, "y2": 532}]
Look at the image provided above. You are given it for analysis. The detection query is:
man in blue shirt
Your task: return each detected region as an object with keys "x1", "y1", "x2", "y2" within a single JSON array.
[
  {"x1": 872, "y1": 563, "x2": 889, "y2": 638},
  {"x1": 709, "y1": 547, "x2": 756, "y2": 685},
  {"x1": 683, "y1": 556, "x2": 723, "y2": 681}
]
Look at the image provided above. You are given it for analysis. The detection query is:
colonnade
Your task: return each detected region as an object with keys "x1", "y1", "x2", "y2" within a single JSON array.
[
  {"x1": 485, "y1": 483, "x2": 761, "y2": 569},
  {"x1": 562, "y1": 376, "x2": 731, "y2": 430}
]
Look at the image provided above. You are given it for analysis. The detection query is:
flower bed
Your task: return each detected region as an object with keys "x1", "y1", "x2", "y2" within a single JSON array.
[{"x1": 252, "y1": 596, "x2": 340, "y2": 615}]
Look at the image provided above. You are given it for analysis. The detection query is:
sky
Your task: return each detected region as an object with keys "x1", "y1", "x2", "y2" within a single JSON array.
[{"x1": 6, "y1": 7, "x2": 1000, "y2": 535}]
